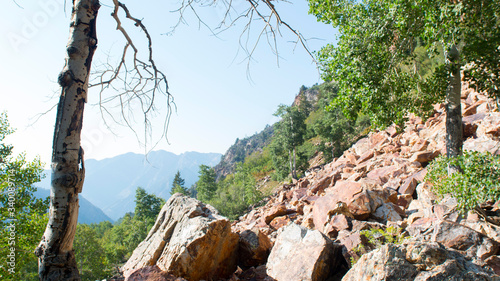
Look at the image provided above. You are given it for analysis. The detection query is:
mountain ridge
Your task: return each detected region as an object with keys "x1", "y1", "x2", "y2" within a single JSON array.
[{"x1": 38, "y1": 150, "x2": 222, "y2": 220}]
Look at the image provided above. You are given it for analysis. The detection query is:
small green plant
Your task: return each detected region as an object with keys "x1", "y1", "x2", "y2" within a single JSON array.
[
  {"x1": 426, "y1": 151, "x2": 500, "y2": 213},
  {"x1": 360, "y1": 226, "x2": 407, "y2": 246},
  {"x1": 350, "y1": 226, "x2": 407, "y2": 266}
]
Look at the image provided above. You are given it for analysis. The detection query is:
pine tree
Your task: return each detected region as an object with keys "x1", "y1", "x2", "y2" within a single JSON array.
[{"x1": 170, "y1": 171, "x2": 188, "y2": 195}]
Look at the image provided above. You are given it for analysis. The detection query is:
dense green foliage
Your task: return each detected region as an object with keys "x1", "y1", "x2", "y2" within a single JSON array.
[
  {"x1": 134, "y1": 187, "x2": 166, "y2": 227},
  {"x1": 308, "y1": 0, "x2": 499, "y2": 130},
  {"x1": 270, "y1": 104, "x2": 308, "y2": 180},
  {"x1": 196, "y1": 165, "x2": 218, "y2": 202},
  {"x1": 170, "y1": 171, "x2": 188, "y2": 195},
  {"x1": 426, "y1": 151, "x2": 500, "y2": 213},
  {"x1": 210, "y1": 164, "x2": 262, "y2": 220},
  {"x1": 74, "y1": 225, "x2": 110, "y2": 280},
  {"x1": 0, "y1": 113, "x2": 48, "y2": 281}
]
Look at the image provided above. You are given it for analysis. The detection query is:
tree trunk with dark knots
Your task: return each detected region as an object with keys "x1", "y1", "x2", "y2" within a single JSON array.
[
  {"x1": 445, "y1": 45, "x2": 462, "y2": 159},
  {"x1": 35, "y1": 1, "x2": 99, "y2": 280}
]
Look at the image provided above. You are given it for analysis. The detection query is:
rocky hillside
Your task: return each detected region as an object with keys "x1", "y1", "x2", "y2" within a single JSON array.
[
  {"x1": 116, "y1": 83, "x2": 500, "y2": 280},
  {"x1": 214, "y1": 125, "x2": 274, "y2": 180}
]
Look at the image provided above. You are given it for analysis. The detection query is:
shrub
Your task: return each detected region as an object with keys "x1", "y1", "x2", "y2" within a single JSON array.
[{"x1": 426, "y1": 151, "x2": 500, "y2": 213}]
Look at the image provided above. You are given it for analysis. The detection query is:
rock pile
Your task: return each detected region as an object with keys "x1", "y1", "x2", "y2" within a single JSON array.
[{"x1": 120, "y1": 83, "x2": 500, "y2": 280}]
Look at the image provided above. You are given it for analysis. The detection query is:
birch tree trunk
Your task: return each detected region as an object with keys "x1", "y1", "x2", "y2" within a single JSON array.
[
  {"x1": 35, "y1": 1, "x2": 100, "y2": 280},
  {"x1": 445, "y1": 45, "x2": 463, "y2": 159}
]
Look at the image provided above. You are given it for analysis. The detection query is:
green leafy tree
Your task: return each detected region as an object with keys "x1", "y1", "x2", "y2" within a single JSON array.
[
  {"x1": 196, "y1": 165, "x2": 218, "y2": 202},
  {"x1": 74, "y1": 225, "x2": 110, "y2": 280},
  {"x1": 210, "y1": 163, "x2": 262, "y2": 220},
  {"x1": 0, "y1": 113, "x2": 48, "y2": 281},
  {"x1": 134, "y1": 187, "x2": 165, "y2": 228},
  {"x1": 308, "y1": 0, "x2": 500, "y2": 158},
  {"x1": 100, "y1": 213, "x2": 150, "y2": 266},
  {"x1": 170, "y1": 171, "x2": 188, "y2": 195},
  {"x1": 271, "y1": 104, "x2": 307, "y2": 179}
]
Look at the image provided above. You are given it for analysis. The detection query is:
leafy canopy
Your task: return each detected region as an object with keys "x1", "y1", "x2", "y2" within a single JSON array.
[
  {"x1": 308, "y1": 0, "x2": 500, "y2": 129},
  {"x1": 0, "y1": 112, "x2": 48, "y2": 281}
]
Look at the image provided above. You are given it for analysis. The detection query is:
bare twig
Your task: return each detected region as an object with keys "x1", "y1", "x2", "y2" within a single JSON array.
[
  {"x1": 169, "y1": 0, "x2": 315, "y2": 74},
  {"x1": 90, "y1": 0, "x2": 175, "y2": 152}
]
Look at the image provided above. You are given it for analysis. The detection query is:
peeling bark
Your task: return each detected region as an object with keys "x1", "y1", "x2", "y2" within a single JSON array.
[{"x1": 35, "y1": 1, "x2": 100, "y2": 280}]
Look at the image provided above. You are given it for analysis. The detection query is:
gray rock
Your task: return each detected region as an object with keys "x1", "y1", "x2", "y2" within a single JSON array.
[{"x1": 342, "y1": 242, "x2": 500, "y2": 281}]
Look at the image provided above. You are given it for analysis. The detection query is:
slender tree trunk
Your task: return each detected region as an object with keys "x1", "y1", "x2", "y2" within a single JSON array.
[
  {"x1": 292, "y1": 147, "x2": 297, "y2": 179},
  {"x1": 35, "y1": 1, "x2": 100, "y2": 280},
  {"x1": 445, "y1": 45, "x2": 463, "y2": 159}
]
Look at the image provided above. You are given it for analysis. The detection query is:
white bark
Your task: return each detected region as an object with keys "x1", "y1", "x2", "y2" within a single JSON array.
[{"x1": 35, "y1": 1, "x2": 100, "y2": 280}]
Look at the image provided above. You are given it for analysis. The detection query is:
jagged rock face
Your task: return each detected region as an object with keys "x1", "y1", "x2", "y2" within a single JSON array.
[
  {"x1": 266, "y1": 223, "x2": 346, "y2": 281},
  {"x1": 122, "y1": 194, "x2": 239, "y2": 281},
  {"x1": 342, "y1": 242, "x2": 500, "y2": 281}
]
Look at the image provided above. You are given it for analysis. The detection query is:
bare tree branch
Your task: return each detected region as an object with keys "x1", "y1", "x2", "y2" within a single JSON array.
[
  {"x1": 169, "y1": 0, "x2": 315, "y2": 74},
  {"x1": 90, "y1": 0, "x2": 175, "y2": 152}
]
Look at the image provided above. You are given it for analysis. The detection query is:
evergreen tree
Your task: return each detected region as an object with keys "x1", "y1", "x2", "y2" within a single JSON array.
[
  {"x1": 196, "y1": 165, "x2": 218, "y2": 202},
  {"x1": 170, "y1": 171, "x2": 188, "y2": 195}
]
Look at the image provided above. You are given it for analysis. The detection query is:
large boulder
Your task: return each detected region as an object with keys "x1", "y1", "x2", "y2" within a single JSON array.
[
  {"x1": 342, "y1": 242, "x2": 500, "y2": 281},
  {"x1": 238, "y1": 227, "x2": 273, "y2": 268},
  {"x1": 266, "y1": 223, "x2": 346, "y2": 281},
  {"x1": 121, "y1": 194, "x2": 239, "y2": 281}
]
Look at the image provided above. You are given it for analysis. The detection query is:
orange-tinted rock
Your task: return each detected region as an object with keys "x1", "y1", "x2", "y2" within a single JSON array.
[
  {"x1": 357, "y1": 150, "x2": 374, "y2": 165},
  {"x1": 329, "y1": 214, "x2": 352, "y2": 232},
  {"x1": 367, "y1": 165, "x2": 399, "y2": 184},
  {"x1": 309, "y1": 174, "x2": 336, "y2": 195},
  {"x1": 125, "y1": 266, "x2": 186, "y2": 281},
  {"x1": 263, "y1": 203, "x2": 289, "y2": 224},
  {"x1": 269, "y1": 213, "x2": 298, "y2": 230},
  {"x1": 399, "y1": 177, "x2": 418, "y2": 195},
  {"x1": 122, "y1": 194, "x2": 239, "y2": 281},
  {"x1": 410, "y1": 151, "x2": 439, "y2": 163},
  {"x1": 238, "y1": 228, "x2": 273, "y2": 268},
  {"x1": 266, "y1": 224, "x2": 345, "y2": 281}
]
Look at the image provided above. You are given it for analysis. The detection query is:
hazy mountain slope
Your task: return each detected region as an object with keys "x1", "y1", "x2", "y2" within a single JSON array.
[
  {"x1": 38, "y1": 150, "x2": 221, "y2": 220},
  {"x1": 34, "y1": 188, "x2": 113, "y2": 224}
]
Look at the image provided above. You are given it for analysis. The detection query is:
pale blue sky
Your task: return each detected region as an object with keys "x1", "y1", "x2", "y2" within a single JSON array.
[{"x1": 1, "y1": 0, "x2": 336, "y2": 166}]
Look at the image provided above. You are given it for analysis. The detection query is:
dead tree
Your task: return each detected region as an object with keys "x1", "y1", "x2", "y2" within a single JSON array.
[{"x1": 36, "y1": 1, "x2": 311, "y2": 280}]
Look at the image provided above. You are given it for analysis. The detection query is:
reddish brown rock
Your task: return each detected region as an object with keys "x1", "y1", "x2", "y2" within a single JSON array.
[
  {"x1": 269, "y1": 213, "x2": 298, "y2": 230},
  {"x1": 399, "y1": 177, "x2": 418, "y2": 195},
  {"x1": 485, "y1": 256, "x2": 500, "y2": 275},
  {"x1": 309, "y1": 174, "x2": 336, "y2": 195},
  {"x1": 266, "y1": 223, "x2": 345, "y2": 281},
  {"x1": 357, "y1": 150, "x2": 374, "y2": 165},
  {"x1": 329, "y1": 214, "x2": 351, "y2": 232},
  {"x1": 411, "y1": 139, "x2": 429, "y2": 152},
  {"x1": 238, "y1": 228, "x2": 273, "y2": 268},
  {"x1": 125, "y1": 266, "x2": 186, "y2": 281},
  {"x1": 410, "y1": 150, "x2": 440, "y2": 163},
  {"x1": 432, "y1": 220, "x2": 499, "y2": 261},
  {"x1": 263, "y1": 203, "x2": 289, "y2": 224},
  {"x1": 366, "y1": 165, "x2": 399, "y2": 184}
]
